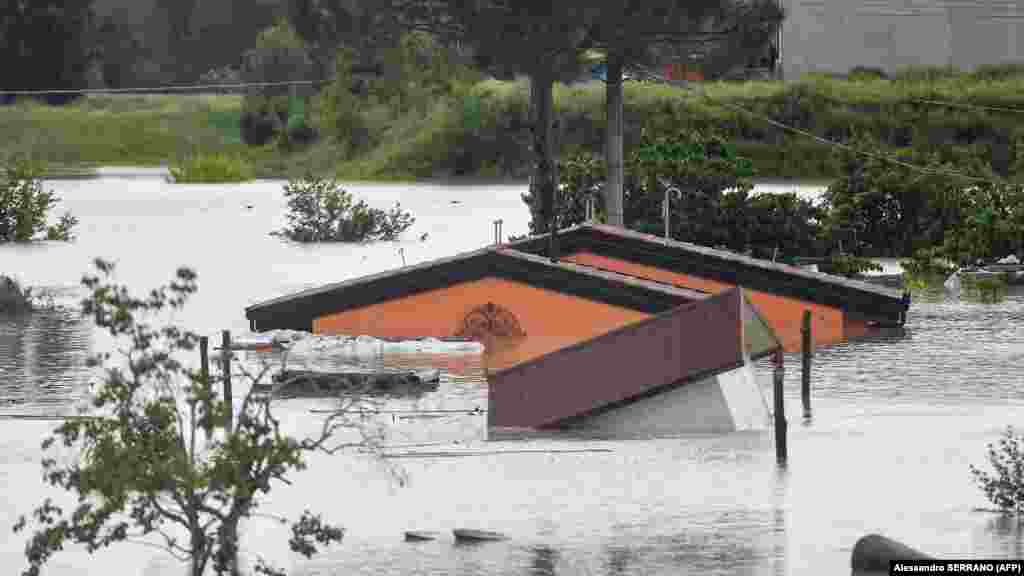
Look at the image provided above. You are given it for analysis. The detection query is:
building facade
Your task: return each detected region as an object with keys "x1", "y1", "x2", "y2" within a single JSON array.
[{"x1": 781, "y1": 0, "x2": 1024, "y2": 78}]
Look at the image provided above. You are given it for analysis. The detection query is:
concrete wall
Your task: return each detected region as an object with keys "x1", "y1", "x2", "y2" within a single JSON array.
[
  {"x1": 781, "y1": 0, "x2": 1024, "y2": 78},
  {"x1": 564, "y1": 364, "x2": 770, "y2": 437}
]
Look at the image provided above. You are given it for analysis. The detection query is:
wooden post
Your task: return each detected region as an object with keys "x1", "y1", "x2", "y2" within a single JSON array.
[
  {"x1": 199, "y1": 336, "x2": 211, "y2": 440},
  {"x1": 221, "y1": 330, "x2": 233, "y2": 434},
  {"x1": 773, "y1": 350, "x2": 787, "y2": 465},
  {"x1": 801, "y1": 310, "x2": 812, "y2": 419}
]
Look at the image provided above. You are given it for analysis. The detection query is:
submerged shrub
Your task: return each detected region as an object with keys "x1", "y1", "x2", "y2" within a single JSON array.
[
  {"x1": 0, "y1": 159, "x2": 78, "y2": 242},
  {"x1": 273, "y1": 175, "x2": 415, "y2": 242},
  {"x1": 0, "y1": 275, "x2": 33, "y2": 314},
  {"x1": 902, "y1": 248, "x2": 957, "y2": 280},
  {"x1": 817, "y1": 254, "x2": 883, "y2": 278},
  {"x1": 970, "y1": 426, "x2": 1024, "y2": 514},
  {"x1": 169, "y1": 153, "x2": 254, "y2": 183}
]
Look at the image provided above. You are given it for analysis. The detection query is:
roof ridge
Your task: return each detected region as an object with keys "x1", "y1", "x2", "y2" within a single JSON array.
[
  {"x1": 579, "y1": 223, "x2": 905, "y2": 300},
  {"x1": 548, "y1": 257, "x2": 712, "y2": 295}
]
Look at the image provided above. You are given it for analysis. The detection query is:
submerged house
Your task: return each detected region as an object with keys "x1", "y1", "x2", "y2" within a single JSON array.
[
  {"x1": 505, "y1": 223, "x2": 909, "y2": 353},
  {"x1": 245, "y1": 245, "x2": 782, "y2": 435},
  {"x1": 246, "y1": 247, "x2": 708, "y2": 373},
  {"x1": 488, "y1": 287, "x2": 781, "y2": 437},
  {"x1": 245, "y1": 223, "x2": 905, "y2": 436}
]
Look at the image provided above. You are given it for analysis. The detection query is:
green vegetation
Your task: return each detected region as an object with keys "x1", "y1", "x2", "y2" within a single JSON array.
[
  {"x1": 13, "y1": 258, "x2": 390, "y2": 576},
  {"x1": 272, "y1": 175, "x2": 415, "y2": 243},
  {"x1": 8, "y1": 65, "x2": 1024, "y2": 182},
  {"x1": 169, "y1": 152, "x2": 255, "y2": 183},
  {"x1": 0, "y1": 95, "x2": 256, "y2": 172},
  {"x1": 961, "y1": 274, "x2": 1009, "y2": 303},
  {"x1": 0, "y1": 159, "x2": 77, "y2": 242},
  {"x1": 971, "y1": 426, "x2": 1024, "y2": 515}
]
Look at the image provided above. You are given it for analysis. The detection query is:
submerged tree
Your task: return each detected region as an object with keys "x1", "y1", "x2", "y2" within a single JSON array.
[
  {"x1": 970, "y1": 426, "x2": 1024, "y2": 516},
  {"x1": 0, "y1": 159, "x2": 78, "y2": 243},
  {"x1": 13, "y1": 258, "x2": 396, "y2": 576}
]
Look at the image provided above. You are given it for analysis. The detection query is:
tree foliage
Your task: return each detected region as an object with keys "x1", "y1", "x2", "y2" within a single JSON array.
[
  {"x1": 11, "y1": 258, "x2": 395, "y2": 576},
  {"x1": 0, "y1": 159, "x2": 78, "y2": 243},
  {"x1": 0, "y1": 0, "x2": 97, "y2": 105},
  {"x1": 971, "y1": 427, "x2": 1024, "y2": 516},
  {"x1": 273, "y1": 175, "x2": 415, "y2": 242},
  {"x1": 824, "y1": 135, "x2": 1024, "y2": 265}
]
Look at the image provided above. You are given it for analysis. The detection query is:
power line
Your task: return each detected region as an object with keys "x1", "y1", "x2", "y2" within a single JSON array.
[
  {"x1": 907, "y1": 98, "x2": 1024, "y2": 115},
  {"x1": 631, "y1": 64, "x2": 1006, "y2": 185},
  {"x1": 0, "y1": 78, "x2": 333, "y2": 96}
]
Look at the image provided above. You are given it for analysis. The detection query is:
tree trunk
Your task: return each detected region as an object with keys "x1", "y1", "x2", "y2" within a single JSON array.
[
  {"x1": 529, "y1": 69, "x2": 558, "y2": 237},
  {"x1": 605, "y1": 51, "x2": 625, "y2": 227},
  {"x1": 216, "y1": 519, "x2": 242, "y2": 576}
]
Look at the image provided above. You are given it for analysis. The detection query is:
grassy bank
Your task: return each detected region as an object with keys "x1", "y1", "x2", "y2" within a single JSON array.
[{"x1": 5, "y1": 66, "x2": 1024, "y2": 180}]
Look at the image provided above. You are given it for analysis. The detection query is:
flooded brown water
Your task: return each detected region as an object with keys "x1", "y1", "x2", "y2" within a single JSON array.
[{"x1": 2, "y1": 174, "x2": 1022, "y2": 575}]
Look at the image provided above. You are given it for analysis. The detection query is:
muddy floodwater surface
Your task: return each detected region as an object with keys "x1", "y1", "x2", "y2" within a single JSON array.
[{"x1": 2, "y1": 174, "x2": 1024, "y2": 575}]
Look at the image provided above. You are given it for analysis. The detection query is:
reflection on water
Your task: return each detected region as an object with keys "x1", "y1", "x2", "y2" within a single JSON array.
[
  {"x1": 0, "y1": 303, "x2": 91, "y2": 413},
  {"x1": 3, "y1": 177, "x2": 1024, "y2": 576}
]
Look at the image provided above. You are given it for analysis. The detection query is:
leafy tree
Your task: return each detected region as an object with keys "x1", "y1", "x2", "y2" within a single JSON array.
[
  {"x1": 0, "y1": 0, "x2": 97, "y2": 105},
  {"x1": 393, "y1": 1, "x2": 601, "y2": 240},
  {"x1": 12, "y1": 258, "x2": 398, "y2": 576},
  {"x1": 287, "y1": 0, "x2": 398, "y2": 85},
  {"x1": 95, "y1": 15, "x2": 142, "y2": 89},
  {"x1": 822, "y1": 134, "x2": 1024, "y2": 262},
  {"x1": 583, "y1": 0, "x2": 785, "y2": 226},
  {"x1": 0, "y1": 159, "x2": 78, "y2": 242},
  {"x1": 273, "y1": 174, "x2": 415, "y2": 242},
  {"x1": 971, "y1": 426, "x2": 1024, "y2": 515}
]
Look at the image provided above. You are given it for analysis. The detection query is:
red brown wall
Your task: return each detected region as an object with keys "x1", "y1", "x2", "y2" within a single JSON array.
[
  {"x1": 313, "y1": 277, "x2": 651, "y2": 372},
  {"x1": 564, "y1": 252, "x2": 857, "y2": 352}
]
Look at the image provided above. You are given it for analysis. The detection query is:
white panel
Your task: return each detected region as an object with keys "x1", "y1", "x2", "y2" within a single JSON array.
[
  {"x1": 718, "y1": 364, "x2": 772, "y2": 431},
  {"x1": 567, "y1": 373, "x2": 738, "y2": 437}
]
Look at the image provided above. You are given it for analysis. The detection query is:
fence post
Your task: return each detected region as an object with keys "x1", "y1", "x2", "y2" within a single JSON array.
[
  {"x1": 200, "y1": 336, "x2": 211, "y2": 440},
  {"x1": 221, "y1": 330, "x2": 233, "y2": 434},
  {"x1": 801, "y1": 310, "x2": 812, "y2": 419},
  {"x1": 773, "y1": 350, "x2": 787, "y2": 465}
]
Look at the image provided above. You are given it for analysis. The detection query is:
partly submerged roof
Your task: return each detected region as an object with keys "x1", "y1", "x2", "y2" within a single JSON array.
[
  {"x1": 507, "y1": 223, "x2": 909, "y2": 321},
  {"x1": 245, "y1": 246, "x2": 708, "y2": 332},
  {"x1": 487, "y1": 287, "x2": 782, "y2": 429}
]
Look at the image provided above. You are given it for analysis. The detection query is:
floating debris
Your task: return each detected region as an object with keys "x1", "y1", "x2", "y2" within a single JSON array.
[
  {"x1": 404, "y1": 531, "x2": 439, "y2": 542},
  {"x1": 256, "y1": 368, "x2": 441, "y2": 399},
  {"x1": 453, "y1": 529, "x2": 507, "y2": 543}
]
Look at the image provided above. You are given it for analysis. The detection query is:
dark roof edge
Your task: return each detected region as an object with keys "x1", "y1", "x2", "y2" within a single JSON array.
[
  {"x1": 245, "y1": 245, "x2": 495, "y2": 313},
  {"x1": 496, "y1": 248, "x2": 709, "y2": 300},
  {"x1": 509, "y1": 223, "x2": 906, "y2": 302},
  {"x1": 247, "y1": 244, "x2": 711, "y2": 315},
  {"x1": 583, "y1": 223, "x2": 905, "y2": 300}
]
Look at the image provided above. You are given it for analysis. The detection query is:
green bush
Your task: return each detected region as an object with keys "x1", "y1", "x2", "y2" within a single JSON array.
[
  {"x1": 970, "y1": 426, "x2": 1024, "y2": 514},
  {"x1": 169, "y1": 153, "x2": 255, "y2": 183},
  {"x1": 543, "y1": 128, "x2": 825, "y2": 256},
  {"x1": 817, "y1": 254, "x2": 883, "y2": 278},
  {"x1": 0, "y1": 159, "x2": 78, "y2": 242},
  {"x1": 902, "y1": 247, "x2": 957, "y2": 280},
  {"x1": 0, "y1": 275, "x2": 33, "y2": 314},
  {"x1": 961, "y1": 273, "x2": 1008, "y2": 303},
  {"x1": 970, "y1": 62, "x2": 1024, "y2": 82},
  {"x1": 272, "y1": 175, "x2": 415, "y2": 242}
]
